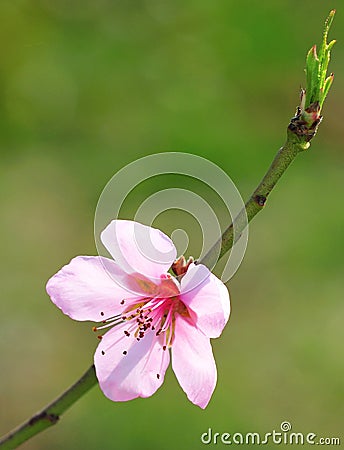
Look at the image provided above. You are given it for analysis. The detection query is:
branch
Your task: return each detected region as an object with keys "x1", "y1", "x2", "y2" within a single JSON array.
[
  {"x1": 0, "y1": 366, "x2": 97, "y2": 449},
  {"x1": 200, "y1": 10, "x2": 336, "y2": 267},
  {"x1": 0, "y1": 10, "x2": 335, "y2": 450},
  {"x1": 198, "y1": 122, "x2": 311, "y2": 267}
]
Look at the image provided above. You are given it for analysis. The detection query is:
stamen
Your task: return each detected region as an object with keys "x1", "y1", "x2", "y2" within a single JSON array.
[
  {"x1": 161, "y1": 307, "x2": 173, "y2": 332},
  {"x1": 165, "y1": 321, "x2": 174, "y2": 348},
  {"x1": 93, "y1": 315, "x2": 123, "y2": 331},
  {"x1": 103, "y1": 313, "x2": 123, "y2": 323},
  {"x1": 150, "y1": 299, "x2": 166, "y2": 311},
  {"x1": 91, "y1": 294, "x2": 182, "y2": 356}
]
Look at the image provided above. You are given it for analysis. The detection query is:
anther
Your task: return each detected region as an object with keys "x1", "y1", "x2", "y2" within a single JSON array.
[
  {"x1": 97, "y1": 335, "x2": 103, "y2": 340},
  {"x1": 92, "y1": 326, "x2": 97, "y2": 332},
  {"x1": 163, "y1": 345, "x2": 167, "y2": 351}
]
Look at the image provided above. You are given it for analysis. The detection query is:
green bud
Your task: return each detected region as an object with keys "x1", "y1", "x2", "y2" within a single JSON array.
[{"x1": 303, "y1": 10, "x2": 336, "y2": 124}]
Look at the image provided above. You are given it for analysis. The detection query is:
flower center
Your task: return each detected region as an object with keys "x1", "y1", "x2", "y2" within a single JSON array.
[
  {"x1": 93, "y1": 275, "x2": 189, "y2": 352},
  {"x1": 122, "y1": 294, "x2": 188, "y2": 349}
]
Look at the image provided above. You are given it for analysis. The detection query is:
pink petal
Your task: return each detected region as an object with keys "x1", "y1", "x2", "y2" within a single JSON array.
[
  {"x1": 171, "y1": 315, "x2": 217, "y2": 409},
  {"x1": 46, "y1": 256, "x2": 138, "y2": 322},
  {"x1": 180, "y1": 264, "x2": 230, "y2": 338},
  {"x1": 94, "y1": 324, "x2": 170, "y2": 401},
  {"x1": 101, "y1": 220, "x2": 177, "y2": 283}
]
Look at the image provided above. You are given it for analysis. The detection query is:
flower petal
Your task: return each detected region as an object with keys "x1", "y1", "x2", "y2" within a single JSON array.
[
  {"x1": 101, "y1": 220, "x2": 177, "y2": 282},
  {"x1": 172, "y1": 315, "x2": 217, "y2": 409},
  {"x1": 46, "y1": 256, "x2": 138, "y2": 322},
  {"x1": 180, "y1": 263, "x2": 230, "y2": 338},
  {"x1": 95, "y1": 325, "x2": 170, "y2": 401}
]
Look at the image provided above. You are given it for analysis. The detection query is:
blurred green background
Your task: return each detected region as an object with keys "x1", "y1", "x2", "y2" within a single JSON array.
[{"x1": 1, "y1": 1, "x2": 343, "y2": 449}]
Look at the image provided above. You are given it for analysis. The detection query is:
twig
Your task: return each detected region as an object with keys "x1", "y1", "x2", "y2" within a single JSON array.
[{"x1": 0, "y1": 366, "x2": 97, "y2": 449}]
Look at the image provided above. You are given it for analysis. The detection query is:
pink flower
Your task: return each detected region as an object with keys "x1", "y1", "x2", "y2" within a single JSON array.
[{"x1": 46, "y1": 220, "x2": 230, "y2": 408}]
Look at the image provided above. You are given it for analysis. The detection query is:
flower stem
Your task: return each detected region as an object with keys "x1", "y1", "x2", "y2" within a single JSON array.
[{"x1": 0, "y1": 365, "x2": 97, "y2": 450}]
